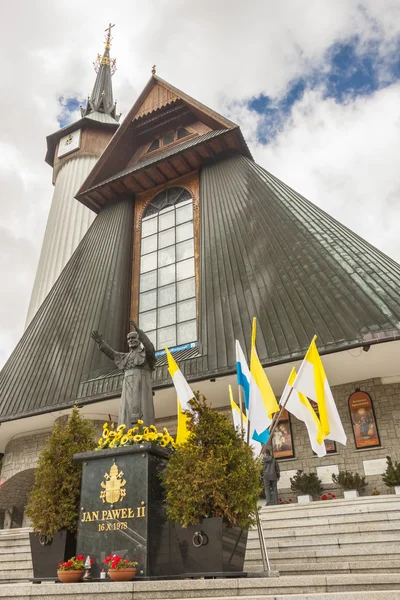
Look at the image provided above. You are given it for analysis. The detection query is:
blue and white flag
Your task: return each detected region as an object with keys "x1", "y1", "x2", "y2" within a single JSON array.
[
  {"x1": 236, "y1": 338, "x2": 272, "y2": 446},
  {"x1": 235, "y1": 340, "x2": 251, "y2": 411}
]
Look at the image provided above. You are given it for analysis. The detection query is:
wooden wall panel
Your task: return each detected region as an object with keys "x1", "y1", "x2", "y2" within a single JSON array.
[{"x1": 135, "y1": 84, "x2": 180, "y2": 120}]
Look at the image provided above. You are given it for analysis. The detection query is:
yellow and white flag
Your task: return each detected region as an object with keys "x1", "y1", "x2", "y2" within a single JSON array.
[
  {"x1": 229, "y1": 385, "x2": 262, "y2": 455},
  {"x1": 292, "y1": 336, "x2": 347, "y2": 445},
  {"x1": 280, "y1": 368, "x2": 326, "y2": 457},
  {"x1": 248, "y1": 318, "x2": 280, "y2": 444},
  {"x1": 165, "y1": 347, "x2": 195, "y2": 444}
]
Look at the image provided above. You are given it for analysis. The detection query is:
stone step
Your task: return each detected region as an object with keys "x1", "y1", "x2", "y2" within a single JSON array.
[
  {"x1": 257, "y1": 497, "x2": 400, "y2": 521},
  {"x1": 0, "y1": 552, "x2": 31, "y2": 562},
  {"x1": 251, "y1": 512, "x2": 400, "y2": 533},
  {"x1": 0, "y1": 536, "x2": 30, "y2": 544},
  {"x1": 257, "y1": 532, "x2": 400, "y2": 550},
  {"x1": 246, "y1": 559, "x2": 400, "y2": 574},
  {"x1": 1, "y1": 575, "x2": 400, "y2": 598},
  {"x1": 0, "y1": 560, "x2": 32, "y2": 571},
  {"x1": 0, "y1": 527, "x2": 32, "y2": 537},
  {"x1": 245, "y1": 544, "x2": 400, "y2": 562},
  {"x1": 0, "y1": 544, "x2": 30, "y2": 555},
  {"x1": 248, "y1": 531, "x2": 400, "y2": 551},
  {"x1": 249, "y1": 520, "x2": 400, "y2": 541},
  {"x1": 0, "y1": 538, "x2": 30, "y2": 547},
  {"x1": 0, "y1": 570, "x2": 32, "y2": 582}
]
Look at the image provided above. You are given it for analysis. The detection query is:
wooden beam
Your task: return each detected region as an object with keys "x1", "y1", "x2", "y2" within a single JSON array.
[
  {"x1": 193, "y1": 149, "x2": 206, "y2": 163},
  {"x1": 130, "y1": 174, "x2": 145, "y2": 191},
  {"x1": 154, "y1": 165, "x2": 168, "y2": 182},
  {"x1": 144, "y1": 170, "x2": 158, "y2": 187},
  {"x1": 83, "y1": 194, "x2": 102, "y2": 213},
  {"x1": 179, "y1": 153, "x2": 193, "y2": 171},
  {"x1": 164, "y1": 160, "x2": 180, "y2": 178}
]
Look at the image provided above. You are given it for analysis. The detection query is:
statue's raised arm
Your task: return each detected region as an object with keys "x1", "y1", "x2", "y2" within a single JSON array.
[
  {"x1": 90, "y1": 330, "x2": 116, "y2": 362},
  {"x1": 130, "y1": 320, "x2": 156, "y2": 370}
]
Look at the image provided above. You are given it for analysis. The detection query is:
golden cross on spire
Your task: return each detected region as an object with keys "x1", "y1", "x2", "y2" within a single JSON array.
[{"x1": 105, "y1": 23, "x2": 115, "y2": 51}]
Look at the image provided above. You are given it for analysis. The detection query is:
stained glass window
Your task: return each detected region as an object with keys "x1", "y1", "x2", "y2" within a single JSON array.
[{"x1": 139, "y1": 187, "x2": 196, "y2": 350}]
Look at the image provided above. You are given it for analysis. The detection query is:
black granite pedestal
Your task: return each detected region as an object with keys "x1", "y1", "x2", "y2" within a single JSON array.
[{"x1": 74, "y1": 443, "x2": 180, "y2": 578}]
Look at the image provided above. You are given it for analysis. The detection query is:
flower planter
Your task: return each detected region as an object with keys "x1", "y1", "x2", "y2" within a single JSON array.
[
  {"x1": 173, "y1": 517, "x2": 248, "y2": 575},
  {"x1": 57, "y1": 570, "x2": 84, "y2": 583},
  {"x1": 297, "y1": 494, "x2": 312, "y2": 503},
  {"x1": 344, "y1": 489, "x2": 359, "y2": 500},
  {"x1": 29, "y1": 530, "x2": 76, "y2": 579},
  {"x1": 394, "y1": 486, "x2": 400, "y2": 495},
  {"x1": 108, "y1": 568, "x2": 136, "y2": 581}
]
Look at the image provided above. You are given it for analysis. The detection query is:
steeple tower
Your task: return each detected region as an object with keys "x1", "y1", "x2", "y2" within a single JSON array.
[
  {"x1": 81, "y1": 23, "x2": 119, "y2": 120},
  {"x1": 25, "y1": 27, "x2": 120, "y2": 327}
]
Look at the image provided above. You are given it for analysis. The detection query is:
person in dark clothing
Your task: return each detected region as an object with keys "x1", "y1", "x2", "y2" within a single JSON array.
[{"x1": 262, "y1": 449, "x2": 280, "y2": 505}]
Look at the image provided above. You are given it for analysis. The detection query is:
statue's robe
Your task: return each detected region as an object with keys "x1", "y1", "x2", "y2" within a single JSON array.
[{"x1": 97, "y1": 331, "x2": 156, "y2": 427}]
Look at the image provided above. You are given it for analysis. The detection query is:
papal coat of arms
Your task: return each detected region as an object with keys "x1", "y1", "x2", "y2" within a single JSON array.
[{"x1": 100, "y1": 463, "x2": 127, "y2": 504}]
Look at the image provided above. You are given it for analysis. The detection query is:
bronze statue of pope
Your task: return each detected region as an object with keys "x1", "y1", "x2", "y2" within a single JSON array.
[{"x1": 91, "y1": 320, "x2": 156, "y2": 427}]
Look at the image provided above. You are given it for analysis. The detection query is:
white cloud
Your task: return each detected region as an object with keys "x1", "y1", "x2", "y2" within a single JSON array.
[
  {"x1": 237, "y1": 84, "x2": 400, "y2": 263},
  {"x1": 1, "y1": 0, "x2": 400, "y2": 368}
]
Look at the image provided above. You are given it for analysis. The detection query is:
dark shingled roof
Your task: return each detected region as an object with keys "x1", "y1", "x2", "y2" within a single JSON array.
[
  {"x1": 196, "y1": 154, "x2": 400, "y2": 373},
  {"x1": 2, "y1": 154, "x2": 400, "y2": 418},
  {"x1": 0, "y1": 199, "x2": 133, "y2": 422},
  {"x1": 76, "y1": 153, "x2": 400, "y2": 404}
]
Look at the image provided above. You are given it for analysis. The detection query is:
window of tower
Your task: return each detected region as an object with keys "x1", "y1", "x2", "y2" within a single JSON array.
[{"x1": 139, "y1": 187, "x2": 196, "y2": 351}]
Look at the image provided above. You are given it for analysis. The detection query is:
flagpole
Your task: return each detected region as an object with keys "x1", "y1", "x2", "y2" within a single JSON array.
[{"x1": 238, "y1": 384, "x2": 244, "y2": 434}]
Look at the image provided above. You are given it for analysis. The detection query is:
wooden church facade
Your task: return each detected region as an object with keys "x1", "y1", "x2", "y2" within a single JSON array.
[{"x1": 2, "y1": 45, "x2": 400, "y2": 524}]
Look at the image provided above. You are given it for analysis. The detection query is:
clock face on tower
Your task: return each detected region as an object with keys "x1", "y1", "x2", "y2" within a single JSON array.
[{"x1": 57, "y1": 129, "x2": 81, "y2": 158}]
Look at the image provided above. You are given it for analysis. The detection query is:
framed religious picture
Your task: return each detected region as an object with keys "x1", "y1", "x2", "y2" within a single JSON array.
[
  {"x1": 272, "y1": 408, "x2": 295, "y2": 459},
  {"x1": 310, "y1": 400, "x2": 337, "y2": 454},
  {"x1": 349, "y1": 390, "x2": 380, "y2": 449}
]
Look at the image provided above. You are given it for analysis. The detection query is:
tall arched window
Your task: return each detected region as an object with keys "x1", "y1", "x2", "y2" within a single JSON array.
[{"x1": 139, "y1": 187, "x2": 196, "y2": 351}]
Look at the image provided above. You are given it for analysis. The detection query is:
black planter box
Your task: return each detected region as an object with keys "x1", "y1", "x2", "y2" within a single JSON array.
[
  {"x1": 173, "y1": 517, "x2": 248, "y2": 575},
  {"x1": 29, "y1": 530, "x2": 76, "y2": 579}
]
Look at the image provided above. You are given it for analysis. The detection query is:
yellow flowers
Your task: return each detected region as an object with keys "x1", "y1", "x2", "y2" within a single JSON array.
[{"x1": 95, "y1": 421, "x2": 176, "y2": 451}]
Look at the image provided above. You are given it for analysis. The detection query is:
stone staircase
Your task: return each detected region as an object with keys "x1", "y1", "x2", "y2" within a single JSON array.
[
  {"x1": 0, "y1": 496, "x2": 399, "y2": 598},
  {"x1": 0, "y1": 527, "x2": 32, "y2": 583},
  {"x1": 246, "y1": 495, "x2": 400, "y2": 576}
]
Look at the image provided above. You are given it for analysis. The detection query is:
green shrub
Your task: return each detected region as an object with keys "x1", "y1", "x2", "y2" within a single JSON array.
[
  {"x1": 332, "y1": 470, "x2": 367, "y2": 491},
  {"x1": 382, "y1": 456, "x2": 400, "y2": 487},
  {"x1": 25, "y1": 406, "x2": 95, "y2": 541},
  {"x1": 290, "y1": 471, "x2": 323, "y2": 496},
  {"x1": 161, "y1": 394, "x2": 262, "y2": 529}
]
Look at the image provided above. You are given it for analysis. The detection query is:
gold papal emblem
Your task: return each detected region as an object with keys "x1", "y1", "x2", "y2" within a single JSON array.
[{"x1": 100, "y1": 463, "x2": 127, "y2": 504}]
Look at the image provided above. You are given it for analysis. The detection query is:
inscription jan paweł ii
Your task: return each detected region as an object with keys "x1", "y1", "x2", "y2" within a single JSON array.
[{"x1": 81, "y1": 505, "x2": 146, "y2": 532}]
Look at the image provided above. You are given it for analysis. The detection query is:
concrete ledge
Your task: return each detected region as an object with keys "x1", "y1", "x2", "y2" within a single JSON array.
[{"x1": 0, "y1": 575, "x2": 400, "y2": 599}]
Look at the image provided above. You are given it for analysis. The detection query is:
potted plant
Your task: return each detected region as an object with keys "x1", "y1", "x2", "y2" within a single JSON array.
[
  {"x1": 290, "y1": 470, "x2": 323, "y2": 502},
  {"x1": 382, "y1": 456, "x2": 400, "y2": 494},
  {"x1": 104, "y1": 555, "x2": 138, "y2": 581},
  {"x1": 57, "y1": 554, "x2": 86, "y2": 583},
  {"x1": 332, "y1": 470, "x2": 367, "y2": 499},
  {"x1": 25, "y1": 406, "x2": 95, "y2": 579},
  {"x1": 161, "y1": 394, "x2": 262, "y2": 575}
]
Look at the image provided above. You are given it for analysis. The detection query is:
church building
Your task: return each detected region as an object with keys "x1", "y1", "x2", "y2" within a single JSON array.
[{"x1": 1, "y1": 28, "x2": 400, "y2": 527}]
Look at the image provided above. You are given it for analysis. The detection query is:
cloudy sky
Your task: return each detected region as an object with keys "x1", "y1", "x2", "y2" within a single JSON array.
[{"x1": 1, "y1": 0, "x2": 400, "y2": 368}]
